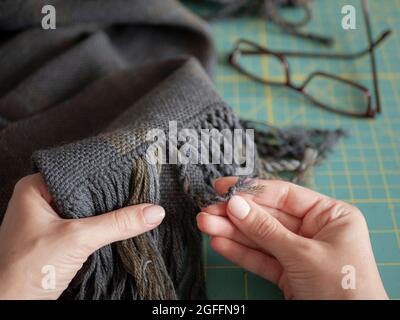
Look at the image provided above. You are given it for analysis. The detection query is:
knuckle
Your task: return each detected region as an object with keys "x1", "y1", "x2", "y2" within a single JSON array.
[
  {"x1": 61, "y1": 220, "x2": 86, "y2": 246},
  {"x1": 315, "y1": 199, "x2": 361, "y2": 229},
  {"x1": 14, "y1": 175, "x2": 33, "y2": 192},
  {"x1": 335, "y1": 200, "x2": 365, "y2": 222},
  {"x1": 59, "y1": 220, "x2": 100, "y2": 255},
  {"x1": 315, "y1": 198, "x2": 339, "y2": 226},
  {"x1": 294, "y1": 236, "x2": 315, "y2": 255},
  {"x1": 112, "y1": 208, "x2": 136, "y2": 234},
  {"x1": 252, "y1": 213, "x2": 276, "y2": 240},
  {"x1": 54, "y1": 219, "x2": 90, "y2": 248},
  {"x1": 276, "y1": 182, "x2": 291, "y2": 209},
  {"x1": 335, "y1": 199, "x2": 353, "y2": 211},
  {"x1": 349, "y1": 207, "x2": 367, "y2": 225}
]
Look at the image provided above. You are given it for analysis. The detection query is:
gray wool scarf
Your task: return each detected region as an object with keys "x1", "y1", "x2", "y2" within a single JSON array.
[{"x1": 0, "y1": 0, "x2": 346, "y2": 299}]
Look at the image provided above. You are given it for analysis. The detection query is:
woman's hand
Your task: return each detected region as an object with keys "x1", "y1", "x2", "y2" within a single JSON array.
[
  {"x1": 197, "y1": 177, "x2": 388, "y2": 300},
  {"x1": 0, "y1": 174, "x2": 165, "y2": 300}
]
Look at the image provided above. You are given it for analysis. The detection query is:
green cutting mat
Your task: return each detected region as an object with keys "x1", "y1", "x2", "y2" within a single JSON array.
[{"x1": 190, "y1": 0, "x2": 400, "y2": 299}]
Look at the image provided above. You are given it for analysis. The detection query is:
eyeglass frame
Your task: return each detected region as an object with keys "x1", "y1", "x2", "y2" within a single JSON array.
[{"x1": 227, "y1": 0, "x2": 392, "y2": 118}]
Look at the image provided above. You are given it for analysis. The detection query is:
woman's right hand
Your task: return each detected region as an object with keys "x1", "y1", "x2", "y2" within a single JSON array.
[{"x1": 197, "y1": 177, "x2": 388, "y2": 300}]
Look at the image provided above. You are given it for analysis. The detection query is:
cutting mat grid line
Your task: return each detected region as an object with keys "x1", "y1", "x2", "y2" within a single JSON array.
[{"x1": 195, "y1": 0, "x2": 400, "y2": 299}]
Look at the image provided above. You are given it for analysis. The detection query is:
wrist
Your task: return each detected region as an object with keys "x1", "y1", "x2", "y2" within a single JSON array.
[
  {"x1": 0, "y1": 269, "x2": 24, "y2": 299},
  {"x1": 0, "y1": 264, "x2": 46, "y2": 300}
]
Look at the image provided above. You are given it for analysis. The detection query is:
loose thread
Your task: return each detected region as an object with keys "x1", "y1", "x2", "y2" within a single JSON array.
[{"x1": 199, "y1": 176, "x2": 265, "y2": 207}]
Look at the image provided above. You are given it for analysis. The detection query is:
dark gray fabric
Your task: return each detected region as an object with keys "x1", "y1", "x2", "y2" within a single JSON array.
[
  {"x1": 0, "y1": 0, "x2": 215, "y2": 215},
  {"x1": 0, "y1": 0, "x2": 219, "y2": 299}
]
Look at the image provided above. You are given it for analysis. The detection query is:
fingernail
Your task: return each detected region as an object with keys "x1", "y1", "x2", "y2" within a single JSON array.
[
  {"x1": 196, "y1": 212, "x2": 207, "y2": 219},
  {"x1": 228, "y1": 196, "x2": 250, "y2": 220},
  {"x1": 143, "y1": 205, "x2": 165, "y2": 224}
]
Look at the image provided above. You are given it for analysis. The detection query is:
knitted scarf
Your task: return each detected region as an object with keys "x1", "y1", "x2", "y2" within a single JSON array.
[{"x1": 0, "y1": 0, "x2": 346, "y2": 299}]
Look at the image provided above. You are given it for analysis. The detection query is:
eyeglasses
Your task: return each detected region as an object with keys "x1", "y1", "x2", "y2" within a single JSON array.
[{"x1": 228, "y1": 0, "x2": 391, "y2": 118}]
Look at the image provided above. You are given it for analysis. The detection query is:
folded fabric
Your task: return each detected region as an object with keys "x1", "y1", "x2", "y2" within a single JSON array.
[{"x1": 0, "y1": 0, "x2": 346, "y2": 299}]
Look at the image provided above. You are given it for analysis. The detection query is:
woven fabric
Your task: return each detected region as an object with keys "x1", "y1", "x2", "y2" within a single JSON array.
[
  {"x1": 0, "y1": 0, "x2": 249, "y2": 299},
  {"x1": 32, "y1": 59, "x2": 252, "y2": 299}
]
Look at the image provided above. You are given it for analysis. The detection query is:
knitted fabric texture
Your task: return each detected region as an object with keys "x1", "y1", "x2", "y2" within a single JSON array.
[{"x1": 0, "y1": 0, "x2": 346, "y2": 299}]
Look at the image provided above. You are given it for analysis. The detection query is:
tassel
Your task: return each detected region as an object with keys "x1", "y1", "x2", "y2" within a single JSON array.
[
  {"x1": 242, "y1": 119, "x2": 349, "y2": 183},
  {"x1": 116, "y1": 157, "x2": 176, "y2": 299}
]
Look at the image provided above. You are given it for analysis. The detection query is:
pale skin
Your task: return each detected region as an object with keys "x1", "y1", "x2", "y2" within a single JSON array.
[
  {"x1": 0, "y1": 174, "x2": 166, "y2": 299},
  {"x1": 198, "y1": 177, "x2": 388, "y2": 300},
  {"x1": 0, "y1": 174, "x2": 388, "y2": 300}
]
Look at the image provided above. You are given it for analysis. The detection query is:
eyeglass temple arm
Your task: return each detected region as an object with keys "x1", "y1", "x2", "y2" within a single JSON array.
[
  {"x1": 265, "y1": 0, "x2": 334, "y2": 46},
  {"x1": 281, "y1": 27, "x2": 334, "y2": 46},
  {"x1": 236, "y1": 29, "x2": 391, "y2": 60},
  {"x1": 362, "y1": 0, "x2": 381, "y2": 114}
]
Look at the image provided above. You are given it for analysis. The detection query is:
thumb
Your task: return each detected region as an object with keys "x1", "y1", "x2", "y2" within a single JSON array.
[
  {"x1": 73, "y1": 204, "x2": 165, "y2": 252},
  {"x1": 226, "y1": 195, "x2": 310, "y2": 261}
]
